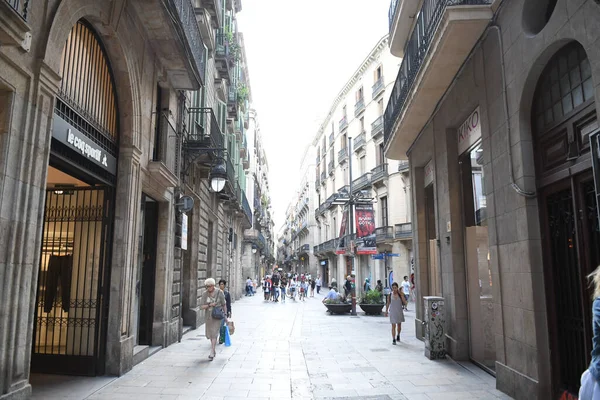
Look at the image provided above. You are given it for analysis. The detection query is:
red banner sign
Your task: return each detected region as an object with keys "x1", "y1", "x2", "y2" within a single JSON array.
[{"x1": 355, "y1": 204, "x2": 377, "y2": 255}]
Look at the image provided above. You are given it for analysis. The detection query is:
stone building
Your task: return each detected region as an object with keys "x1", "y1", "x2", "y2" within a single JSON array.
[
  {"x1": 385, "y1": 0, "x2": 600, "y2": 398},
  {"x1": 0, "y1": 0, "x2": 267, "y2": 398},
  {"x1": 311, "y1": 35, "x2": 413, "y2": 293}
]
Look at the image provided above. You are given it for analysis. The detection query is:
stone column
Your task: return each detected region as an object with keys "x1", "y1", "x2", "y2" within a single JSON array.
[
  {"x1": 0, "y1": 63, "x2": 60, "y2": 400},
  {"x1": 424, "y1": 296, "x2": 446, "y2": 360}
]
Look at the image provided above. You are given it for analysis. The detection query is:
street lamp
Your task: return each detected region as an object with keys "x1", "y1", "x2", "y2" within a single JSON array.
[{"x1": 209, "y1": 163, "x2": 227, "y2": 193}]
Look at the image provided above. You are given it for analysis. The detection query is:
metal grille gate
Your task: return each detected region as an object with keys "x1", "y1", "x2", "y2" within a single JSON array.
[{"x1": 32, "y1": 186, "x2": 113, "y2": 375}]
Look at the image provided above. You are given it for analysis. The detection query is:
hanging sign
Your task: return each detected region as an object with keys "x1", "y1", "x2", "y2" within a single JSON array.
[
  {"x1": 458, "y1": 106, "x2": 482, "y2": 155},
  {"x1": 355, "y1": 204, "x2": 377, "y2": 255},
  {"x1": 424, "y1": 159, "x2": 434, "y2": 187},
  {"x1": 181, "y1": 214, "x2": 188, "y2": 250},
  {"x1": 336, "y1": 206, "x2": 349, "y2": 255},
  {"x1": 52, "y1": 115, "x2": 117, "y2": 174}
]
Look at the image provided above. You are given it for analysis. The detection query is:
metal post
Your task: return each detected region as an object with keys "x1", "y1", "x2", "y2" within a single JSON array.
[{"x1": 348, "y1": 136, "x2": 357, "y2": 316}]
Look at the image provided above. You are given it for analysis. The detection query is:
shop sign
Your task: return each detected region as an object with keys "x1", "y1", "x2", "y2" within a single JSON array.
[
  {"x1": 354, "y1": 204, "x2": 377, "y2": 255},
  {"x1": 52, "y1": 115, "x2": 117, "y2": 174},
  {"x1": 424, "y1": 160, "x2": 434, "y2": 187},
  {"x1": 458, "y1": 106, "x2": 482, "y2": 155},
  {"x1": 181, "y1": 213, "x2": 188, "y2": 250}
]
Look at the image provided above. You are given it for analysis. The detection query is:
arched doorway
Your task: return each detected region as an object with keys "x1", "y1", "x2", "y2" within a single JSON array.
[
  {"x1": 533, "y1": 42, "x2": 599, "y2": 397},
  {"x1": 31, "y1": 20, "x2": 119, "y2": 376}
]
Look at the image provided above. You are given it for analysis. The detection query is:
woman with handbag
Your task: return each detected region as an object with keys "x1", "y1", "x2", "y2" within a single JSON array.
[{"x1": 200, "y1": 278, "x2": 227, "y2": 360}]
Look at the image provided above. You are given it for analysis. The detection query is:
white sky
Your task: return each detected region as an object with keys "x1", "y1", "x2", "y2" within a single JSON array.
[{"x1": 237, "y1": 1, "x2": 391, "y2": 231}]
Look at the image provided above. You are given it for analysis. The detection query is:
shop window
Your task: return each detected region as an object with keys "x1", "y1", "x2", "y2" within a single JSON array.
[{"x1": 381, "y1": 196, "x2": 388, "y2": 227}]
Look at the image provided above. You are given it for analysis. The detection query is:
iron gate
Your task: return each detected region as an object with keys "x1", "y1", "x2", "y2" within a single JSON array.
[{"x1": 32, "y1": 186, "x2": 113, "y2": 375}]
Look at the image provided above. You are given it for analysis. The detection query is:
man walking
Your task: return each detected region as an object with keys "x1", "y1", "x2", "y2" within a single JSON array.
[
  {"x1": 401, "y1": 276, "x2": 411, "y2": 311},
  {"x1": 246, "y1": 276, "x2": 253, "y2": 296},
  {"x1": 316, "y1": 275, "x2": 322, "y2": 294}
]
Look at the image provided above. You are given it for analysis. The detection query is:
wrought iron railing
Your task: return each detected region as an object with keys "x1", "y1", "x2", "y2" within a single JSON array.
[
  {"x1": 228, "y1": 86, "x2": 237, "y2": 105},
  {"x1": 320, "y1": 171, "x2": 326, "y2": 181},
  {"x1": 388, "y1": 0, "x2": 400, "y2": 31},
  {"x1": 328, "y1": 160, "x2": 335, "y2": 175},
  {"x1": 354, "y1": 132, "x2": 366, "y2": 150},
  {"x1": 338, "y1": 147, "x2": 348, "y2": 164},
  {"x1": 384, "y1": 0, "x2": 493, "y2": 149},
  {"x1": 371, "y1": 163, "x2": 388, "y2": 183},
  {"x1": 168, "y1": 0, "x2": 207, "y2": 85},
  {"x1": 152, "y1": 113, "x2": 178, "y2": 175},
  {"x1": 376, "y1": 226, "x2": 394, "y2": 243},
  {"x1": 6, "y1": 0, "x2": 29, "y2": 20},
  {"x1": 395, "y1": 222, "x2": 412, "y2": 238},
  {"x1": 215, "y1": 32, "x2": 230, "y2": 60},
  {"x1": 372, "y1": 77, "x2": 385, "y2": 99},
  {"x1": 242, "y1": 191, "x2": 252, "y2": 226},
  {"x1": 352, "y1": 172, "x2": 372, "y2": 192},
  {"x1": 339, "y1": 115, "x2": 348, "y2": 132},
  {"x1": 371, "y1": 115, "x2": 383, "y2": 138},
  {"x1": 322, "y1": 238, "x2": 338, "y2": 252},
  {"x1": 184, "y1": 107, "x2": 224, "y2": 149},
  {"x1": 398, "y1": 160, "x2": 410, "y2": 172},
  {"x1": 354, "y1": 97, "x2": 365, "y2": 117}
]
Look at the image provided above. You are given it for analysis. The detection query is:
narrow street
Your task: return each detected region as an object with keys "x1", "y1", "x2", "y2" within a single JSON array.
[{"x1": 33, "y1": 292, "x2": 512, "y2": 400}]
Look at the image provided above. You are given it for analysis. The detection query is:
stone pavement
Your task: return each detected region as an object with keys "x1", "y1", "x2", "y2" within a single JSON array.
[{"x1": 32, "y1": 291, "x2": 513, "y2": 400}]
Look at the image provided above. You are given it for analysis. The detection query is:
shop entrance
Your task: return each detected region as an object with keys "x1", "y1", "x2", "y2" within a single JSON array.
[
  {"x1": 137, "y1": 195, "x2": 158, "y2": 346},
  {"x1": 424, "y1": 184, "x2": 440, "y2": 296},
  {"x1": 531, "y1": 42, "x2": 598, "y2": 396},
  {"x1": 32, "y1": 167, "x2": 114, "y2": 376}
]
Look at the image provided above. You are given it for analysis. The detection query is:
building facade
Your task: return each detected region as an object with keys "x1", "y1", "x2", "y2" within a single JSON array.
[
  {"x1": 385, "y1": 0, "x2": 600, "y2": 398},
  {"x1": 309, "y1": 36, "x2": 413, "y2": 293},
  {"x1": 0, "y1": 0, "x2": 269, "y2": 398}
]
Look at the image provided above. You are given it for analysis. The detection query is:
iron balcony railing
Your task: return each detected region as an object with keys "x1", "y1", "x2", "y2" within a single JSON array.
[
  {"x1": 338, "y1": 233, "x2": 356, "y2": 250},
  {"x1": 152, "y1": 113, "x2": 179, "y2": 175},
  {"x1": 338, "y1": 147, "x2": 348, "y2": 164},
  {"x1": 329, "y1": 132, "x2": 334, "y2": 147},
  {"x1": 398, "y1": 160, "x2": 410, "y2": 172},
  {"x1": 376, "y1": 226, "x2": 395, "y2": 243},
  {"x1": 215, "y1": 32, "x2": 231, "y2": 79},
  {"x1": 168, "y1": 0, "x2": 207, "y2": 85},
  {"x1": 384, "y1": 0, "x2": 493, "y2": 149},
  {"x1": 185, "y1": 107, "x2": 224, "y2": 149},
  {"x1": 242, "y1": 191, "x2": 252, "y2": 226},
  {"x1": 328, "y1": 160, "x2": 335, "y2": 175},
  {"x1": 371, "y1": 115, "x2": 384, "y2": 138},
  {"x1": 388, "y1": 0, "x2": 400, "y2": 31},
  {"x1": 352, "y1": 172, "x2": 372, "y2": 192},
  {"x1": 228, "y1": 86, "x2": 238, "y2": 106},
  {"x1": 322, "y1": 238, "x2": 338, "y2": 252},
  {"x1": 395, "y1": 222, "x2": 412, "y2": 239},
  {"x1": 339, "y1": 115, "x2": 348, "y2": 132},
  {"x1": 300, "y1": 244, "x2": 310, "y2": 253},
  {"x1": 320, "y1": 171, "x2": 327, "y2": 181},
  {"x1": 338, "y1": 184, "x2": 350, "y2": 195},
  {"x1": 225, "y1": 153, "x2": 236, "y2": 187},
  {"x1": 372, "y1": 77, "x2": 385, "y2": 99},
  {"x1": 5, "y1": 0, "x2": 29, "y2": 19},
  {"x1": 371, "y1": 163, "x2": 388, "y2": 183},
  {"x1": 354, "y1": 97, "x2": 365, "y2": 117},
  {"x1": 354, "y1": 132, "x2": 366, "y2": 150}
]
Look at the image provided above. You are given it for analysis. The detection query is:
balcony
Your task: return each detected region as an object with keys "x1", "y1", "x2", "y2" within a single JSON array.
[
  {"x1": 215, "y1": 32, "x2": 231, "y2": 81},
  {"x1": 315, "y1": 178, "x2": 320, "y2": 190},
  {"x1": 371, "y1": 163, "x2": 388, "y2": 186},
  {"x1": 320, "y1": 171, "x2": 327, "y2": 182},
  {"x1": 354, "y1": 132, "x2": 366, "y2": 151},
  {"x1": 241, "y1": 191, "x2": 252, "y2": 229},
  {"x1": 371, "y1": 115, "x2": 383, "y2": 139},
  {"x1": 240, "y1": 134, "x2": 247, "y2": 157},
  {"x1": 0, "y1": 0, "x2": 31, "y2": 50},
  {"x1": 372, "y1": 76, "x2": 385, "y2": 99},
  {"x1": 395, "y1": 222, "x2": 412, "y2": 239},
  {"x1": 242, "y1": 151, "x2": 250, "y2": 170},
  {"x1": 384, "y1": 0, "x2": 494, "y2": 159},
  {"x1": 183, "y1": 107, "x2": 224, "y2": 166},
  {"x1": 339, "y1": 116, "x2": 348, "y2": 132},
  {"x1": 322, "y1": 238, "x2": 339, "y2": 253},
  {"x1": 398, "y1": 160, "x2": 410, "y2": 172},
  {"x1": 329, "y1": 132, "x2": 334, "y2": 147},
  {"x1": 234, "y1": 117, "x2": 243, "y2": 141},
  {"x1": 133, "y1": 0, "x2": 206, "y2": 89},
  {"x1": 328, "y1": 160, "x2": 335, "y2": 175},
  {"x1": 354, "y1": 97, "x2": 365, "y2": 117},
  {"x1": 338, "y1": 147, "x2": 348, "y2": 165},
  {"x1": 375, "y1": 226, "x2": 395, "y2": 244},
  {"x1": 352, "y1": 172, "x2": 371, "y2": 192},
  {"x1": 149, "y1": 113, "x2": 179, "y2": 187},
  {"x1": 227, "y1": 86, "x2": 239, "y2": 118},
  {"x1": 299, "y1": 244, "x2": 310, "y2": 254},
  {"x1": 200, "y1": 0, "x2": 223, "y2": 29}
]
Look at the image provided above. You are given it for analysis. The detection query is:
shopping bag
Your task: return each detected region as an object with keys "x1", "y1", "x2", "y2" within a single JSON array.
[
  {"x1": 227, "y1": 320, "x2": 235, "y2": 336},
  {"x1": 224, "y1": 326, "x2": 232, "y2": 347},
  {"x1": 218, "y1": 319, "x2": 226, "y2": 344}
]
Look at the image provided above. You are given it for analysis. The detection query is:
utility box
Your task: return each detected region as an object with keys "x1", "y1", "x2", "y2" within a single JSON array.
[{"x1": 423, "y1": 296, "x2": 446, "y2": 360}]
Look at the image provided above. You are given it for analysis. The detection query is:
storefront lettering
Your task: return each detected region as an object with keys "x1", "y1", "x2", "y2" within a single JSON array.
[
  {"x1": 67, "y1": 129, "x2": 108, "y2": 167},
  {"x1": 458, "y1": 106, "x2": 482, "y2": 154}
]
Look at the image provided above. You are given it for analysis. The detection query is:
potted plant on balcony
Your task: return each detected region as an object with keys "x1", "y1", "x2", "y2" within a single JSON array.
[
  {"x1": 359, "y1": 289, "x2": 385, "y2": 315},
  {"x1": 323, "y1": 293, "x2": 352, "y2": 315}
]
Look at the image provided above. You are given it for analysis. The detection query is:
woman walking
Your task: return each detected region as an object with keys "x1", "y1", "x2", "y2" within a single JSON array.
[
  {"x1": 385, "y1": 282, "x2": 406, "y2": 345},
  {"x1": 200, "y1": 278, "x2": 227, "y2": 360},
  {"x1": 580, "y1": 266, "x2": 600, "y2": 399},
  {"x1": 310, "y1": 279, "x2": 316, "y2": 297}
]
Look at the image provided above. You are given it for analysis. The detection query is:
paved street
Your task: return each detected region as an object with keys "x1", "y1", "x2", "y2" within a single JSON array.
[{"x1": 32, "y1": 291, "x2": 513, "y2": 400}]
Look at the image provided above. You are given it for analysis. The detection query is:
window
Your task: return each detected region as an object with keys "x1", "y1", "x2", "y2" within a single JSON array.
[
  {"x1": 359, "y1": 156, "x2": 366, "y2": 175},
  {"x1": 356, "y1": 87, "x2": 364, "y2": 101},
  {"x1": 381, "y1": 196, "x2": 388, "y2": 227},
  {"x1": 374, "y1": 65, "x2": 383, "y2": 82},
  {"x1": 341, "y1": 133, "x2": 347, "y2": 149},
  {"x1": 378, "y1": 99, "x2": 384, "y2": 116},
  {"x1": 343, "y1": 167, "x2": 348, "y2": 185},
  {"x1": 378, "y1": 144, "x2": 385, "y2": 165},
  {"x1": 360, "y1": 117, "x2": 365, "y2": 132},
  {"x1": 332, "y1": 216, "x2": 337, "y2": 238}
]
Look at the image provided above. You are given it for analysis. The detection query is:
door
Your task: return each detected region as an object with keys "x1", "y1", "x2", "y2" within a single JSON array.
[
  {"x1": 137, "y1": 195, "x2": 158, "y2": 346},
  {"x1": 32, "y1": 186, "x2": 113, "y2": 376}
]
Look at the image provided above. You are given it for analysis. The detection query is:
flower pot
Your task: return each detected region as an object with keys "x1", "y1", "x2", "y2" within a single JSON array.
[
  {"x1": 359, "y1": 303, "x2": 385, "y2": 315},
  {"x1": 324, "y1": 303, "x2": 352, "y2": 314}
]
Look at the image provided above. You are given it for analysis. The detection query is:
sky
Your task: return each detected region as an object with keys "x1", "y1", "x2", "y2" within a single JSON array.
[{"x1": 237, "y1": 1, "x2": 391, "y2": 232}]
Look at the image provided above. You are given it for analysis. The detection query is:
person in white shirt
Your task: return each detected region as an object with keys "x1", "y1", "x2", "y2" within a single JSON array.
[
  {"x1": 401, "y1": 276, "x2": 411, "y2": 311},
  {"x1": 246, "y1": 277, "x2": 253, "y2": 296},
  {"x1": 316, "y1": 276, "x2": 322, "y2": 294}
]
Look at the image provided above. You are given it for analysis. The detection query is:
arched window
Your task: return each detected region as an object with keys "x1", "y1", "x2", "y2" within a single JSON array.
[{"x1": 56, "y1": 20, "x2": 119, "y2": 155}]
